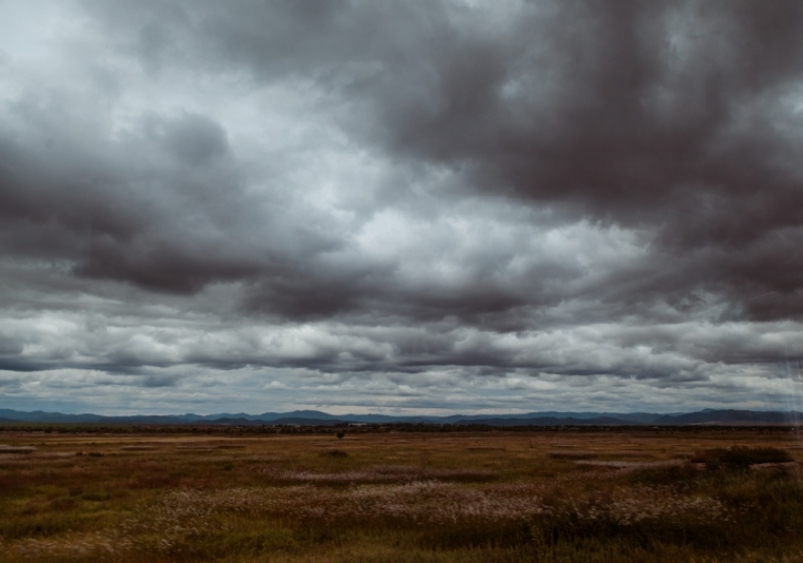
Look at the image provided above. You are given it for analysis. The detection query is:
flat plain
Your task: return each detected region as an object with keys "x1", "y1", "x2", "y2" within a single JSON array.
[{"x1": 1, "y1": 426, "x2": 802, "y2": 562}]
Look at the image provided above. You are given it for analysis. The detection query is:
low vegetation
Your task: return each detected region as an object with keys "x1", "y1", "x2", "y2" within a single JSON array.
[
  {"x1": 0, "y1": 428, "x2": 801, "y2": 562},
  {"x1": 691, "y1": 446, "x2": 794, "y2": 471}
]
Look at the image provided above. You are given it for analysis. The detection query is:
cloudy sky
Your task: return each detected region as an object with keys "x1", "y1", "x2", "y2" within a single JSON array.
[{"x1": 1, "y1": 0, "x2": 802, "y2": 415}]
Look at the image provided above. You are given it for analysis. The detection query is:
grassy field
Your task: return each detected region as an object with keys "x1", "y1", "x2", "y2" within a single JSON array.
[{"x1": 1, "y1": 426, "x2": 802, "y2": 562}]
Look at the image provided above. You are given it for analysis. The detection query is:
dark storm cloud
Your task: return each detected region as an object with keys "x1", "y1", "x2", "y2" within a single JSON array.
[
  {"x1": 73, "y1": 0, "x2": 803, "y2": 323},
  {"x1": 0, "y1": 96, "x2": 341, "y2": 296},
  {"x1": 382, "y1": 0, "x2": 803, "y2": 320},
  {"x1": 1, "y1": 0, "x2": 802, "y2": 413},
  {"x1": 0, "y1": 112, "x2": 248, "y2": 292},
  {"x1": 0, "y1": 82, "x2": 585, "y2": 326},
  {"x1": 377, "y1": 0, "x2": 803, "y2": 321}
]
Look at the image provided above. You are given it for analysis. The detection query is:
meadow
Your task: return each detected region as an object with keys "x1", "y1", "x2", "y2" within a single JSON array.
[{"x1": 1, "y1": 425, "x2": 802, "y2": 562}]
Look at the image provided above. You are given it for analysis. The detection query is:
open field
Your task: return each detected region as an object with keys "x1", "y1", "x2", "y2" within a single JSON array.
[{"x1": 1, "y1": 426, "x2": 802, "y2": 562}]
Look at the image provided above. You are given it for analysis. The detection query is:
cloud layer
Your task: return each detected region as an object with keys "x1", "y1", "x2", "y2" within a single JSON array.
[{"x1": 0, "y1": 0, "x2": 802, "y2": 414}]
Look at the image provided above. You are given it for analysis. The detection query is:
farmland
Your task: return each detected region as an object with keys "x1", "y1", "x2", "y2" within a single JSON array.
[{"x1": 1, "y1": 426, "x2": 802, "y2": 562}]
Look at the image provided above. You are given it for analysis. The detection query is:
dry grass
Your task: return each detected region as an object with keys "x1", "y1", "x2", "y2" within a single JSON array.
[
  {"x1": 0, "y1": 445, "x2": 36, "y2": 454},
  {"x1": 0, "y1": 427, "x2": 801, "y2": 562}
]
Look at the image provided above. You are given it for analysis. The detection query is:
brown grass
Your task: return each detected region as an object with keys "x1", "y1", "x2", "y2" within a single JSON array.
[{"x1": 0, "y1": 427, "x2": 801, "y2": 562}]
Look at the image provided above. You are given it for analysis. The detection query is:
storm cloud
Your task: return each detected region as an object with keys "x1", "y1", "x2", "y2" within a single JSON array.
[{"x1": 0, "y1": 0, "x2": 801, "y2": 414}]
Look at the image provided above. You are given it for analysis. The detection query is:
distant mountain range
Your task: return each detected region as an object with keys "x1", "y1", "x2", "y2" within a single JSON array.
[{"x1": 0, "y1": 408, "x2": 801, "y2": 426}]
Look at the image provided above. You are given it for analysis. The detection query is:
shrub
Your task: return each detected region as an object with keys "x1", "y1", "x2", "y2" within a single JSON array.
[
  {"x1": 82, "y1": 488, "x2": 110, "y2": 501},
  {"x1": 628, "y1": 463, "x2": 700, "y2": 487},
  {"x1": 691, "y1": 447, "x2": 793, "y2": 472},
  {"x1": 549, "y1": 451, "x2": 598, "y2": 459},
  {"x1": 420, "y1": 520, "x2": 533, "y2": 549}
]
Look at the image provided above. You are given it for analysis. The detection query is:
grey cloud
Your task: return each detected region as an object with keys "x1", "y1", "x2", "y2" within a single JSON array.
[
  {"x1": 0, "y1": 100, "x2": 329, "y2": 295},
  {"x1": 140, "y1": 374, "x2": 181, "y2": 388},
  {"x1": 3, "y1": 285, "x2": 799, "y2": 384},
  {"x1": 1, "y1": 0, "x2": 801, "y2": 413},
  {"x1": 158, "y1": 113, "x2": 230, "y2": 166},
  {"x1": 0, "y1": 335, "x2": 23, "y2": 356},
  {"x1": 75, "y1": 0, "x2": 803, "y2": 322}
]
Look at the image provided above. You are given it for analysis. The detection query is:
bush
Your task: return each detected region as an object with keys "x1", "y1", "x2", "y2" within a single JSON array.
[
  {"x1": 81, "y1": 488, "x2": 110, "y2": 501},
  {"x1": 691, "y1": 447, "x2": 793, "y2": 472},
  {"x1": 629, "y1": 463, "x2": 700, "y2": 487},
  {"x1": 419, "y1": 520, "x2": 533, "y2": 549}
]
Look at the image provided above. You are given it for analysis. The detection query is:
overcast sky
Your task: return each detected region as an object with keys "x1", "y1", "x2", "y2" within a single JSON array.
[{"x1": 1, "y1": 0, "x2": 802, "y2": 415}]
